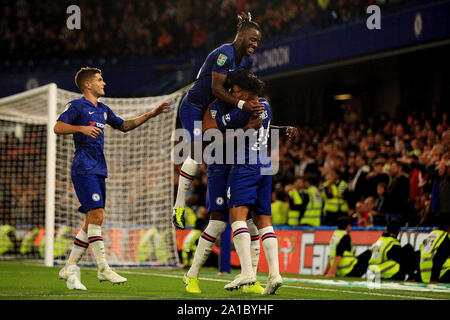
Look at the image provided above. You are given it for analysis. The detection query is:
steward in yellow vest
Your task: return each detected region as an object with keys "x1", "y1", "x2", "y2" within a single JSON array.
[
  {"x1": 323, "y1": 216, "x2": 371, "y2": 277},
  {"x1": 0, "y1": 224, "x2": 19, "y2": 256},
  {"x1": 271, "y1": 190, "x2": 289, "y2": 225},
  {"x1": 368, "y1": 220, "x2": 419, "y2": 280},
  {"x1": 322, "y1": 170, "x2": 349, "y2": 226},
  {"x1": 420, "y1": 215, "x2": 450, "y2": 283},
  {"x1": 286, "y1": 177, "x2": 307, "y2": 227},
  {"x1": 300, "y1": 176, "x2": 323, "y2": 227}
]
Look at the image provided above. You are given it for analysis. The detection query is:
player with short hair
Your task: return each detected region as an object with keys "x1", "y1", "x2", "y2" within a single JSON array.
[
  {"x1": 182, "y1": 90, "x2": 264, "y2": 294},
  {"x1": 214, "y1": 70, "x2": 282, "y2": 294},
  {"x1": 55, "y1": 67, "x2": 170, "y2": 289},
  {"x1": 173, "y1": 12, "x2": 264, "y2": 230}
]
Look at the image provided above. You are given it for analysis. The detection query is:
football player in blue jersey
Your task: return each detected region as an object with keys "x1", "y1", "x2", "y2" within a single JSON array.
[
  {"x1": 183, "y1": 70, "x2": 285, "y2": 295},
  {"x1": 173, "y1": 12, "x2": 264, "y2": 230},
  {"x1": 219, "y1": 70, "x2": 282, "y2": 294},
  {"x1": 55, "y1": 67, "x2": 170, "y2": 289},
  {"x1": 182, "y1": 95, "x2": 263, "y2": 294}
]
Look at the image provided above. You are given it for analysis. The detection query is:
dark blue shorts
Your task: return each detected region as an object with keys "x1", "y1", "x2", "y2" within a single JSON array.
[
  {"x1": 178, "y1": 95, "x2": 205, "y2": 142},
  {"x1": 206, "y1": 164, "x2": 231, "y2": 213},
  {"x1": 71, "y1": 174, "x2": 106, "y2": 213},
  {"x1": 226, "y1": 165, "x2": 272, "y2": 215}
]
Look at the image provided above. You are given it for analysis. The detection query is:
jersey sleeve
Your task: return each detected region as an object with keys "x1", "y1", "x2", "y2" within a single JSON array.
[
  {"x1": 211, "y1": 47, "x2": 232, "y2": 75},
  {"x1": 57, "y1": 101, "x2": 79, "y2": 124},
  {"x1": 105, "y1": 105, "x2": 124, "y2": 130},
  {"x1": 216, "y1": 108, "x2": 250, "y2": 132}
]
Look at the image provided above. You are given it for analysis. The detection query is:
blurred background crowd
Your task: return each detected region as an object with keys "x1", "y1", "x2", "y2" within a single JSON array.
[
  {"x1": 178, "y1": 106, "x2": 450, "y2": 228},
  {"x1": 1, "y1": 0, "x2": 424, "y2": 61}
]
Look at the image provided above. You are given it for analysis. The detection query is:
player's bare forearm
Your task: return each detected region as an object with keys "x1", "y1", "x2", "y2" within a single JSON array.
[
  {"x1": 211, "y1": 79, "x2": 239, "y2": 107},
  {"x1": 54, "y1": 121, "x2": 102, "y2": 138},
  {"x1": 120, "y1": 102, "x2": 170, "y2": 132}
]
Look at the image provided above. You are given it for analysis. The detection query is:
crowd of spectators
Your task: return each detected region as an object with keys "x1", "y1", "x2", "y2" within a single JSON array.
[
  {"x1": 178, "y1": 106, "x2": 450, "y2": 228},
  {"x1": 1, "y1": 0, "x2": 422, "y2": 62}
]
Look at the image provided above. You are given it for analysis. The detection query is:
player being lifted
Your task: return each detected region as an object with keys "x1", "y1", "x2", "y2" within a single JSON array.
[
  {"x1": 173, "y1": 12, "x2": 264, "y2": 229},
  {"x1": 55, "y1": 67, "x2": 170, "y2": 290},
  {"x1": 222, "y1": 70, "x2": 282, "y2": 294},
  {"x1": 184, "y1": 70, "x2": 284, "y2": 295}
]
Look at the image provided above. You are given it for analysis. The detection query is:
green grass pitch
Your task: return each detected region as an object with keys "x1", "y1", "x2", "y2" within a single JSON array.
[{"x1": 0, "y1": 261, "x2": 449, "y2": 300}]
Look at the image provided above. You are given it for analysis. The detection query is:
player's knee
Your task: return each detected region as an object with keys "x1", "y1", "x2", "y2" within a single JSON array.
[{"x1": 87, "y1": 208, "x2": 104, "y2": 225}]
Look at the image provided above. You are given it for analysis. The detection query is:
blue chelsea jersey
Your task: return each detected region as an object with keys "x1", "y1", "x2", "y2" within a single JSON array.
[
  {"x1": 186, "y1": 43, "x2": 253, "y2": 110},
  {"x1": 212, "y1": 97, "x2": 271, "y2": 167},
  {"x1": 57, "y1": 97, "x2": 124, "y2": 177}
]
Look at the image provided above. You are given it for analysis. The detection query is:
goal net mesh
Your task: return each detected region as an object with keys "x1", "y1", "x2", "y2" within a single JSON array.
[{"x1": 0, "y1": 85, "x2": 186, "y2": 267}]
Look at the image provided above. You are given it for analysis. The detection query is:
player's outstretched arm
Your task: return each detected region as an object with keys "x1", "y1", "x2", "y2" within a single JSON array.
[
  {"x1": 270, "y1": 125, "x2": 298, "y2": 142},
  {"x1": 54, "y1": 121, "x2": 103, "y2": 138},
  {"x1": 119, "y1": 102, "x2": 170, "y2": 132}
]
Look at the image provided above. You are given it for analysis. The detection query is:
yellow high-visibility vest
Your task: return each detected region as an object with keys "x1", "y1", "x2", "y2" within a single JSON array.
[
  {"x1": 272, "y1": 200, "x2": 289, "y2": 225},
  {"x1": 300, "y1": 186, "x2": 322, "y2": 226},
  {"x1": 329, "y1": 229, "x2": 357, "y2": 276},
  {"x1": 420, "y1": 230, "x2": 450, "y2": 283},
  {"x1": 288, "y1": 189, "x2": 302, "y2": 226},
  {"x1": 323, "y1": 181, "x2": 349, "y2": 213},
  {"x1": 368, "y1": 236, "x2": 401, "y2": 279}
]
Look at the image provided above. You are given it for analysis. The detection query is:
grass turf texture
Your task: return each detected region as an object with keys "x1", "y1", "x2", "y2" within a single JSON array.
[{"x1": 0, "y1": 261, "x2": 449, "y2": 300}]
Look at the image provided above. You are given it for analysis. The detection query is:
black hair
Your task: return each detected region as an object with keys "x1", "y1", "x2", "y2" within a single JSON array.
[
  {"x1": 237, "y1": 12, "x2": 261, "y2": 33},
  {"x1": 337, "y1": 216, "x2": 351, "y2": 230},
  {"x1": 228, "y1": 69, "x2": 265, "y2": 96},
  {"x1": 386, "y1": 219, "x2": 401, "y2": 235}
]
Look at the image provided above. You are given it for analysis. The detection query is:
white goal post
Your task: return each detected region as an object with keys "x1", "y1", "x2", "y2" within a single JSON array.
[{"x1": 0, "y1": 83, "x2": 188, "y2": 267}]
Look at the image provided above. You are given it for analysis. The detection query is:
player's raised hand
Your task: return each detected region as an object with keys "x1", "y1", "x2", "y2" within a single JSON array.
[
  {"x1": 80, "y1": 126, "x2": 103, "y2": 138},
  {"x1": 150, "y1": 102, "x2": 170, "y2": 117},
  {"x1": 286, "y1": 126, "x2": 298, "y2": 142},
  {"x1": 242, "y1": 100, "x2": 264, "y2": 114}
]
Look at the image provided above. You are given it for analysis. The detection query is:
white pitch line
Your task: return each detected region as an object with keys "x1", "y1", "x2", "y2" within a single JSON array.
[{"x1": 120, "y1": 270, "x2": 448, "y2": 300}]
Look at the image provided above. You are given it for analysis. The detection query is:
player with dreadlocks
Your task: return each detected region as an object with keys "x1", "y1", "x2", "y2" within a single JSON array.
[{"x1": 173, "y1": 12, "x2": 264, "y2": 229}]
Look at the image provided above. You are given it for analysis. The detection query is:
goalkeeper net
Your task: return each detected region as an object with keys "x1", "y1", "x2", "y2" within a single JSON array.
[{"x1": 0, "y1": 83, "x2": 187, "y2": 267}]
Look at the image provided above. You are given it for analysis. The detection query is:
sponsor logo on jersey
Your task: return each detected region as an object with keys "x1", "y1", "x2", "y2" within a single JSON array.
[
  {"x1": 210, "y1": 110, "x2": 217, "y2": 119},
  {"x1": 217, "y1": 54, "x2": 228, "y2": 66},
  {"x1": 89, "y1": 121, "x2": 105, "y2": 128}
]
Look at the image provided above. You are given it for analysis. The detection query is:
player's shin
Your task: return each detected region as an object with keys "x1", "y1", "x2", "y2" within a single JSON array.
[
  {"x1": 174, "y1": 156, "x2": 199, "y2": 208},
  {"x1": 67, "y1": 229, "x2": 89, "y2": 265},
  {"x1": 231, "y1": 221, "x2": 253, "y2": 276},
  {"x1": 187, "y1": 220, "x2": 227, "y2": 278},
  {"x1": 87, "y1": 224, "x2": 108, "y2": 271},
  {"x1": 259, "y1": 226, "x2": 280, "y2": 277},
  {"x1": 247, "y1": 219, "x2": 261, "y2": 274}
]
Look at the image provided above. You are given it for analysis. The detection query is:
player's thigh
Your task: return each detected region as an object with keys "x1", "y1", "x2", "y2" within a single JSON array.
[
  {"x1": 254, "y1": 173, "x2": 272, "y2": 216},
  {"x1": 178, "y1": 97, "x2": 204, "y2": 143},
  {"x1": 226, "y1": 165, "x2": 259, "y2": 209},
  {"x1": 71, "y1": 174, "x2": 106, "y2": 214},
  {"x1": 229, "y1": 206, "x2": 249, "y2": 223}
]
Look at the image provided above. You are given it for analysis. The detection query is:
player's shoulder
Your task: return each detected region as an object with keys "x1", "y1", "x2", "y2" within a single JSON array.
[
  {"x1": 214, "y1": 43, "x2": 234, "y2": 58},
  {"x1": 210, "y1": 98, "x2": 228, "y2": 112},
  {"x1": 62, "y1": 97, "x2": 83, "y2": 112}
]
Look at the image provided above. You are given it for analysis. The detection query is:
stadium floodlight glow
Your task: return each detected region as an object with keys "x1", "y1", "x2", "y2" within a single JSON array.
[
  {"x1": 0, "y1": 83, "x2": 190, "y2": 267},
  {"x1": 333, "y1": 94, "x2": 353, "y2": 101}
]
